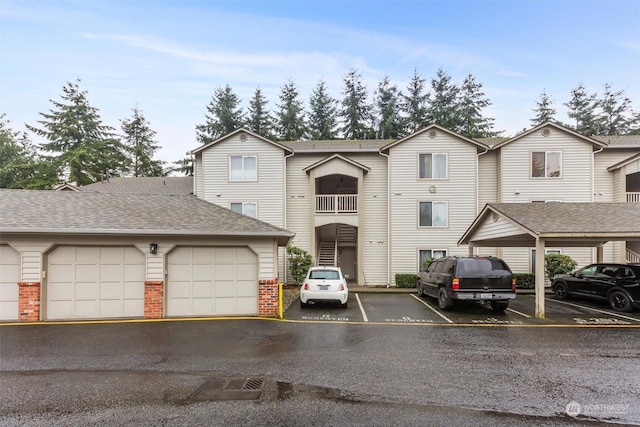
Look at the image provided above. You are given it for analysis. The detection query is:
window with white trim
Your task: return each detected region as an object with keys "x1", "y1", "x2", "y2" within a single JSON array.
[
  {"x1": 230, "y1": 202, "x2": 257, "y2": 218},
  {"x1": 531, "y1": 248, "x2": 562, "y2": 274},
  {"x1": 419, "y1": 201, "x2": 448, "y2": 227},
  {"x1": 531, "y1": 151, "x2": 561, "y2": 178},
  {"x1": 419, "y1": 249, "x2": 447, "y2": 270},
  {"x1": 419, "y1": 153, "x2": 447, "y2": 179},
  {"x1": 230, "y1": 155, "x2": 257, "y2": 181}
]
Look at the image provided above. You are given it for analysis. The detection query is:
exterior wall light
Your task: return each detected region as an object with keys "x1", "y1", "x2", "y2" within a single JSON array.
[{"x1": 150, "y1": 243, "x2": 158, "y2": 255}]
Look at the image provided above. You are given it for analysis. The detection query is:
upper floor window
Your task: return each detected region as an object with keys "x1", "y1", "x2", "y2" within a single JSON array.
[
  {"x1": 532, "y1": 151, "x2": 561, "y2": 178},
  {"x1": 419, "y1": 201, "x2": 448, "y2": 227},
  {"x1": 230, "y1": 202, "x2": 257, "y2": 218},
  {"x1": 419, "y1": 153, "x2": 447, "y2": 179},
  {"x1": 230, "y1": 155, "x2": 257, "y2": 181}
]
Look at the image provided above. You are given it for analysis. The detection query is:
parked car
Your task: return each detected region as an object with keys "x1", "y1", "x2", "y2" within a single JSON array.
[
  {"x1": 300, "y1": 266, "x2": 349, "y2": 308},
  {"x1": 551, "y1": 263, "x2": 640, "y2": 312},
  {"x1": 417, "y1": 256, "x2": 516, "y2": 311}
]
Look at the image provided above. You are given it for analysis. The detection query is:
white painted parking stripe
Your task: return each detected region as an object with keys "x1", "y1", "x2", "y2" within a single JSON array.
[
  {"x1": 410, "y1": 294, "x2": 454, "y2": 324},
  {"x1": 506, "y1": 308, "x2": 531, "y2": 318},
  {"x1": 547, "y1": 298, "x2": 640, "y2": 322},
  {"x1": 355, "y1": 293, "x2": 368, "y2": 322}
]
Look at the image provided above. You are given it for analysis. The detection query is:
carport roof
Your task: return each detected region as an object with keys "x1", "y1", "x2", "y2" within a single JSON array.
[
  {"x1": 0, "y1": 189, "x2": 294, "y2": 245},
  {"x1": 458, "y1": 202, "x2": 640, "y2": 247}
]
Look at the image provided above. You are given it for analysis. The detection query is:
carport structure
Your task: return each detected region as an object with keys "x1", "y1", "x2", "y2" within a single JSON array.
[{"x1": 459, "y1": 203, "x2": 640, "y2": 318}]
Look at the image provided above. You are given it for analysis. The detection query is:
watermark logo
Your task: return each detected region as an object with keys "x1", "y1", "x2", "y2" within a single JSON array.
[
  {"x1": 566, "y1": 400, "x2": 629, "y2": 418},
  {"x1": 566, "y1": 400, "x2": 581, "y2": 417}
]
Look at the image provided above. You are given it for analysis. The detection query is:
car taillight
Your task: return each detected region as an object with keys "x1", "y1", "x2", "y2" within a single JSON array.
[
  {"x1": 452, "y1": 277, "x2": 460, "y2": 290},
  {"x1": 512, "y1": 278, "x2": 516, "y2": 291},
  {"x1": 303, "y1": 283, "x2": 309, "y2": 290},
  {"x1": 339, "y1": 283, "x2": 345, "y2": 291}
]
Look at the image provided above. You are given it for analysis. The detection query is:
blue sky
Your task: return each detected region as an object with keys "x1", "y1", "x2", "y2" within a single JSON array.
[{"x1": 2, "y1": 0, "x2": 639, "y2": 164}]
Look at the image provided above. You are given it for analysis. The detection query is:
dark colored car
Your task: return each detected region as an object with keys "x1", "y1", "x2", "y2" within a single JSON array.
[
  {"x1": 417, "y1": 256, "x2": 516, "y2": 312},
  {"x1": 551, "y1": 263, "x2": 640, "y2": 312}
]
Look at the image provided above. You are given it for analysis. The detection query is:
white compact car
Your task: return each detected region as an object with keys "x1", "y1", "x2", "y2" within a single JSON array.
[{"x1": 300, "y1": 266, "x2": 349, "y2": 308}]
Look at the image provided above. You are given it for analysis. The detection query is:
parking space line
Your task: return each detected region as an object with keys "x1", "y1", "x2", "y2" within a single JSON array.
[
  {"x1": 506, "y1": 308, "x2": 531, "y2": 318},
  {"x1": 355, "y1": 293, "x2": 368, "y2": 322},
  {"x1": 546, "y1": 298, "x2": 640, "y2": 322},
  {"x1": 409, "y1": 294, "x2": 454, "y2": 324}
]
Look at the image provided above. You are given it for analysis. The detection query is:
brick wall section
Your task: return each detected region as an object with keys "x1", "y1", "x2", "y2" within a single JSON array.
[
  {"x1": 258, "y1": 278, "x2": 279, "y2": 317},
  {"x1": 18, "y1": 282, "x2": 41, "y2": 321},
  {"x1": 144, "y1": 281, "x2": 164, "y2": 319}
]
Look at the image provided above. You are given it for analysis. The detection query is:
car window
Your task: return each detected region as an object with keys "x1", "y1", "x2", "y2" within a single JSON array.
[
  {"x1": 444, "y1": 259, "x2": 456, "y2": 275},
  {"x1": 457, "y1": 258, "x2": 510, "y2": 275},
  {"x1": 578, "y1": 265, "x2": 598, "y2": 276},
  {"x1": 427, "y1": 260, "x2": 441, "y2": 273},
  {"x1": 598, "y1": 266, "x2": 618, "y2": 277},
  {"x1": 309, "y1": 270, "x2": 340, "y2": 280},
  {"x1": 434, "y1": 260, "x2": 446, "y2": 273}
]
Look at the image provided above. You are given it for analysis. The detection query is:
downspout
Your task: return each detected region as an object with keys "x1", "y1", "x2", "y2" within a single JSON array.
[
  {"x1": 283, "y1": 150, "x2": 295, "y2": 283},
  {"x1": 475, "y1": 146, "x2": 490, "y2": 257},
  {"x1": 591, "y1": 146, "x2": 604, "y2": 263},
  {"x1": 380, "y1": 149, "x2": 391, "y2": 287}
]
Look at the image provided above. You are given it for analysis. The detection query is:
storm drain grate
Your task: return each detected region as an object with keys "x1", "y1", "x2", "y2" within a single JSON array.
[{"x1": 223, "y1": 377, "x2": 266, "y2": 391}]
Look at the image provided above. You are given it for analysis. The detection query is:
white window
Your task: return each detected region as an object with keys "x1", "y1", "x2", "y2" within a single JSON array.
[
  {"x1": 418, "y1": 249, "x2": 447, "y2": 270},
  {"x1": 531, "y1": 248, "x2": 562, "y2": 274},
  {"x1": 419, "y1": 153, "x2": 447, "y2": 179},
  {"x1": 230, "y1": 155, "x2": 257, "y2": 181},
  {"x1": 419, "y1": 201, "x2": 447, "y2": 227},
  {"x1": 230, "y1": 202, "x2": 257, "y2": 218},
  {"x1": 532, "y1": 151, "x2": 561, "y2": 178}
]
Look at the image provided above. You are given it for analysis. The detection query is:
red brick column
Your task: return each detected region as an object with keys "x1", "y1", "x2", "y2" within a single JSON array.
[
  {"x1": 144, "y1": 281, "x2": 164, "y2": 319},
  {"x1": 18, "y1": 282, "x2": 41, "y2": 321},
  {"x1": 258, "y1": 278, "x2": 279, "y2": 317}
]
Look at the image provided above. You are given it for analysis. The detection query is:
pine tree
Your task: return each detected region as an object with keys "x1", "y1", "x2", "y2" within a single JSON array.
[
  {"x1": 246, "y1": 87, "x2": 274, "y2": 139},
  {"x1": 26, "y1": 78, "x2": 128, "y2": 186},
  {"x1": 171, "y1": 157, "x2": 193, "y2": 176},
  {"x1": 401, "y1": 68, "x2": 429, "y2": 134},
  {"x1": 375, "y1": 75, "x2": 404, "y2": 139},
  {"x1": 120, "y1": 106, "x2": 165, "y2": 177},
  {"x1": 457, "y1": 74, "x2": 498, "y2": 138},
  {"x1": 308, "y1": 78, "x2": 338, "y2": 140},
  {"x1": 565, "y1": 83, "x2": 601, "y2": 136},
  {"x1": 196, "y1": 84, "x2": 244, "y2": 144},
  {"x1": 339, "y1": 68, "x2": 372, "y2": 139},
  {"x1": 426, "y1": 68, "x2": 460, "y2": 131},
  {"x1": 275, "y1": 78, "x2": 306, "y2": 141},
  {"x1": 530, "y1": 90, "x2": 557, "y2": 126},
  {"x1": 599, "y1": 83, "x2": 634, "y2": 135}
]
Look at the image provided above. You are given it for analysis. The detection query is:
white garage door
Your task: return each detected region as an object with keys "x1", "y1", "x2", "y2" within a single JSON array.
[
  {"x1": 47, "y1": 246, "x2": 145, "y2": 320},
  {"x1": 0, "y1": 245, "x2": 20, "y2": 321},
  {"x1": 167, "y1": 247, "x2": 258, "y2": 316}
]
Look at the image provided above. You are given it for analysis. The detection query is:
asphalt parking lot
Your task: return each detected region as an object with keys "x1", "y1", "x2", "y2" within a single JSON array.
[{"x1": 284, "y1": 291, "x2": 640, "y2": 326}]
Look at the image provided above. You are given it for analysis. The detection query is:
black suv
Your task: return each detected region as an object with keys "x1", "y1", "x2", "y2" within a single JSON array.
[
  {"x1": 417, "y1": 256, "x2": 516, "y2": 311},
  {"x1": 551, "y1": 263, "x2": 640, "y2": 312}
]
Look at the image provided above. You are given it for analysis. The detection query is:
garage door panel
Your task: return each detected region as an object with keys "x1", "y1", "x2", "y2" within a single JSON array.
[
  {"x1": 48, "y1": 301, "x2": 73, "y2": 319},
  {"x1": 215, "y1": 248, "x2": 235, "y2": 263},
  {"x1": 215, "y1": 281, "x2": 235, "y2": 298},
  {"x1": 193, "y1": 282, "x2": 213, "y2": 298},
  {"x1": 123, "y1": 283, "x2": 144, "y2": 299},
  {"x1": 236, "y1": 248, "x2": 255, "y2": 262},
  {"x1": 236, "y1": 266, "x2": 257, "y2": 281},
  {"x1": 75, "y1": 282, "x2": 98, "y2": 300},
  {"x1": 192, "y1": 265, "x2": 213, "y2": 281},
  {"x1": 215, "y1": 298, "x2": 235, "y2": 314},
  {"x1": 99, "y1": 264, "x2": 123, "y2": 282},
  {"x1": 48, "y1": 246, "x2": 74, "y2": 263},
  {"x1": 0, "y1": 245, "x2": 20, "y2": 320},
  {"x1": 48, "y1": 282, "x2": 73, "y2": 299},
  {"x1": 214, "y1": 267, "x2": 234, "y2": 280},
  {"x1": 192, "y1": 247, "x2": 214, "y2": 263},
  {"x1": 193, "y1": 299, "x2": 214, "y2": 315},
  {"x1": 236, "y1": 281, "x2": 258, "y2": 297},
  {"x1": 76, "y1": 247, "x2": 99, "y2": 263},
  {"x1": 236, "y1": 297, "x2": 257, "y2": 313},
  {"x1": 99, "y1": 282, "x2": 122, "y2": 299},
  {"x1": 170, "y1": 264, "x2": 191, "y2": 280},
  {"x1": 167, "y1": 282, "x2": 190, "y2": 299},
  {"x1": 48, "y1": 264, "x2": 74, "y2": 282},
  {"x1": 76, "y1": 265, "x2": 98, "y2": 282},
  {"x1": 123, "y1": 300, "x2": 143, "y2": 316}
]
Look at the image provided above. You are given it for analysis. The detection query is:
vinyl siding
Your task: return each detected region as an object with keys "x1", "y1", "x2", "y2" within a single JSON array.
[
  {"x1": 478, "y1": 150, "x2": 498, "y2": 211},
  {"x1": 194, "y1": 156, "x2": 203, "y2": 197},
  {"x1": 199, "y1": 134, "x2": 286, "y2": 228},
  {"x1": 594, "y1": 149, "x2": 639, "y2": 202},
  {"x1": 388, "y1": 131, "x2": 479, "y2": 283}
]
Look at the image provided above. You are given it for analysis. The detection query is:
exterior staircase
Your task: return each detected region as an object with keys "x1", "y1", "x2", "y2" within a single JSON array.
[
  {"x1": 318, "y1": 241, "x2": 337, "y2": 266},
  {"x1": 337, "y1": 224, "x2": 356, "y2": 245}
]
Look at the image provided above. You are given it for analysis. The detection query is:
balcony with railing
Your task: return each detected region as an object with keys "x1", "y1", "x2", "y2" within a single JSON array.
[
  {"x1": 627, "y1": 192, "x2": 640, "y2": 203},
  {"x1": 315, "y1": 194, "x2": 358, "y2": 213}
]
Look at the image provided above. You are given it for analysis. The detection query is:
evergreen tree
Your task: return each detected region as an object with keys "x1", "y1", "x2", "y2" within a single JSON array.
[
  {"x1": 530, "y1": 89, "x2": 557, "y2": 126},
  {"x1": 171, "y1": 157, "x2": 193, "y2": 176},
  {"x1": 275, "y1": 78, "x2": 306, "y2": 141},
  {"x1": 26, "y1": 78, "x2": 128, "y2": 186},
  {"x1": 401, "y1": 68, "x2": 429, "y2": 134},
  {"x1": 457, "y1": 74, "x2": 498, "y2": 138},
  {"x1": 308, "y1": 78, "x2": 338, "y2": 140},
  {"x1": 120, "y1": 106, "x2": 165, "y2": 177},
  {"x1": 375, "y1": 75, "x2": 404, "y2": 139},
  {"x1": 426, "y1": 68, "x2": 460, "y2": 130},
  {"x1": 564, "y1": 83, "x2": 601, "y2": 136},
  {"x1": 196, "y1": 84, "x2": 244, "y2": 144},
  {"x1": 246, "y1": 87, "x2": 274, "y2": 139},
  {"x1": 339, "y1": 68, "x2": 372, "y2": 139},
  {"x1": 599, "y1": 83, "x2": 634, "y2": 135},
  {"x1": 0, "y1": 114, "x2": 57, "y2": 189}
]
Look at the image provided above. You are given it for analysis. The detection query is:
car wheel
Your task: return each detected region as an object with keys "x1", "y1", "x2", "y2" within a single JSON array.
[
  {"x1": 490, "y1": 300, "x2": 509, "y2": 312},
  {"x1": 340, "y1": 301, "x2": 348, "y2": 309},
  {"x1": 609, "y1": 290, "x2": 633, "y2": 312},
  {"x1": 438, "y1": 288, "x2": 453, "y2": 310},
  {"x1": 554, "y1": 282, "x2": 569, "y2": 300},
  {"x1": 300, "y1": 299, "x2": 308, "y2": 308}
]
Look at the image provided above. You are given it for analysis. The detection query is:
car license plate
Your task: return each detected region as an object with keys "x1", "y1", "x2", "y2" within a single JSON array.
[
  {"x1": 480, "y1": 293, "x2": 492, "y2": 299},
  {"x1": 319, "y1": 285, "x2": 329, "y2": 291}
]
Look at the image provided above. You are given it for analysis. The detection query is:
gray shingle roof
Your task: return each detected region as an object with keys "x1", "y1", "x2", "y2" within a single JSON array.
[
  {"x1": 281, "y1": 139, "x2": 390, "y2": 152},
  {"x1": 592, "y1": 135, "x2": 640, "y2": 148},
  {"x1": 80, "y1": 176, "x2": 194, "y2": 195},
  {"x1": 0, "y1": 189, "x2": 294, "y2": 244}
]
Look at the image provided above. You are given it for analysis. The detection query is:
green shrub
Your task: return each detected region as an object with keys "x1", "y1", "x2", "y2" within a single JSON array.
[
  {"x1": 514, "y1": 273, "x2": 535, "y2": 289},
  {"x1": 545, "y1": 254, "x2": 577, "y2": 281},
  {"x1": 286, "y1": 245, "x2": 312, "y2": 285},
  {"x1": 395, "y1": 273, "x2": 418, "y2": 288},
  {"x1": 422, "y1": 257, "x2": 434, "y2": 271}
]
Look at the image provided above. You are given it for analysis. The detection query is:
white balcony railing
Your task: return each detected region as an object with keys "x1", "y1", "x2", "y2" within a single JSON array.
[
  {"x1": 627, "y1": 192, "x2": 640, "y2": 203},
  {"x1": 315, "y1": 194, "x2": 357, "y2": 213}
]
